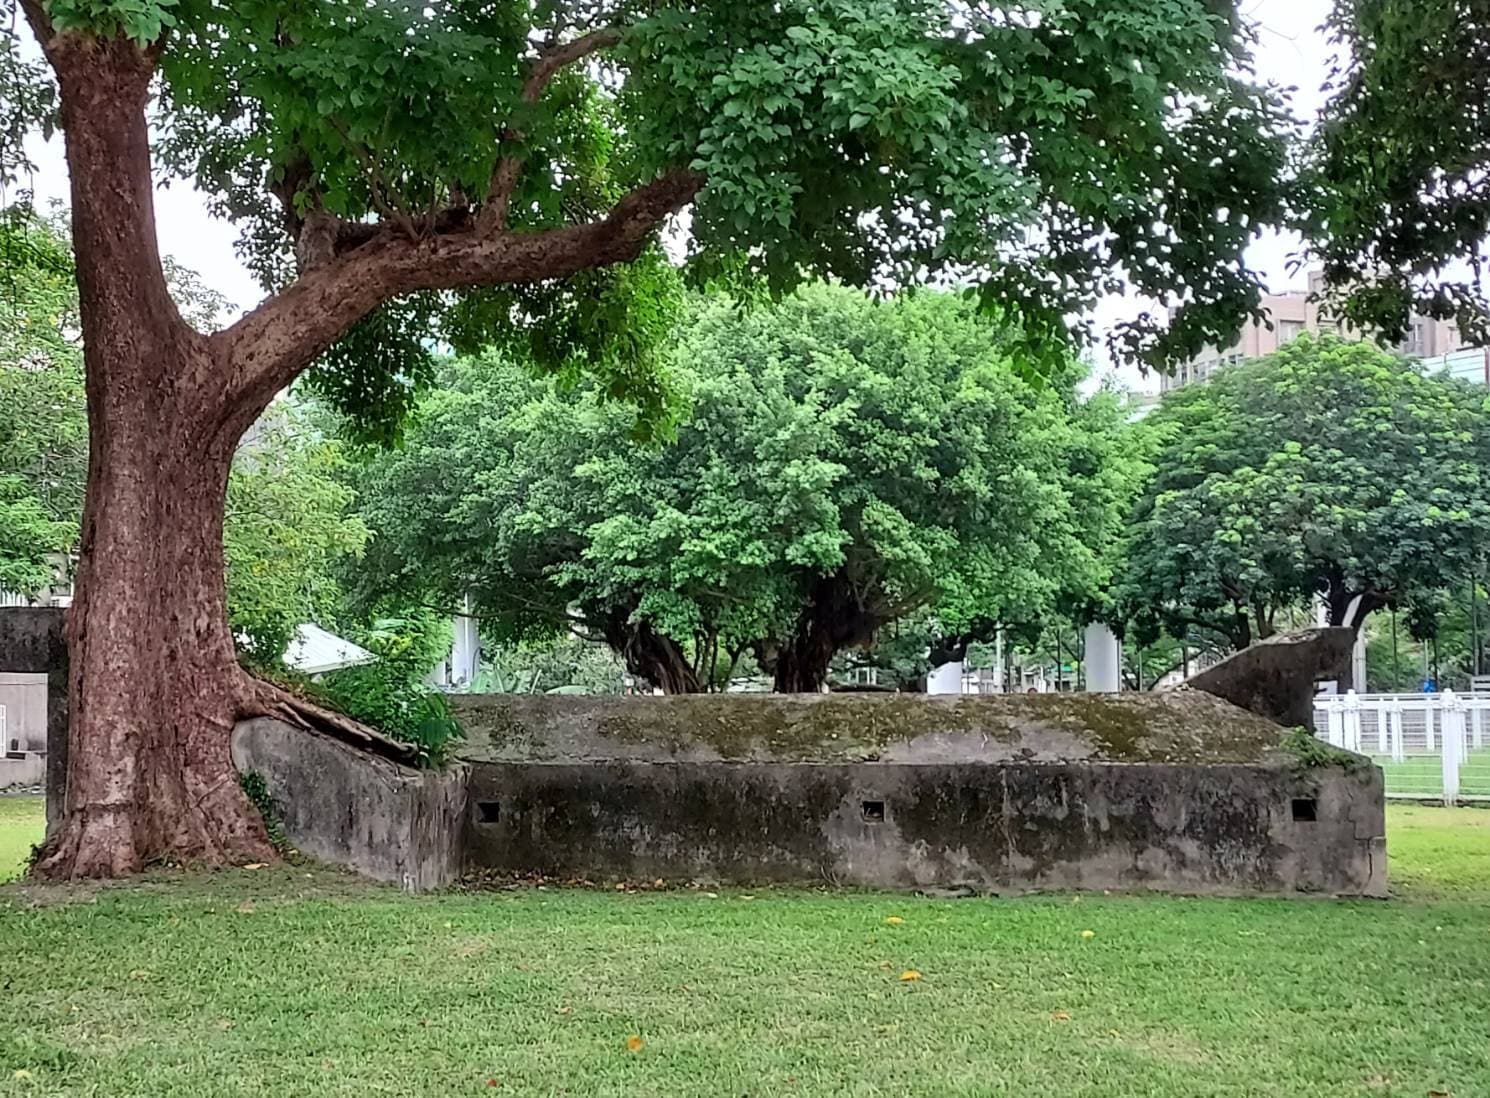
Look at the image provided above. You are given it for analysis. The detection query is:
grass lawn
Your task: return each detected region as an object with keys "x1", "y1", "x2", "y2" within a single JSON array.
[
  {"x1": 0, "y1": 797, "x2": 42, "y2": 883},
  {"x1": 1, "y1": 801, "x2": 1487, "y2": 1097},
  {"x1": 1372, "y1": 748, "x2": 1490, "y2": 799}
]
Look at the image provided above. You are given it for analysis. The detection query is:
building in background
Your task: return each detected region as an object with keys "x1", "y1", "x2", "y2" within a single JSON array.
[{"x1": 1161, "y1": 269, "x2": 1466, "y2": 393}]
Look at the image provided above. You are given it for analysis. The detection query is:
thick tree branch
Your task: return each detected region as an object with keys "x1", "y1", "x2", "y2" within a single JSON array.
[
  {"x1": 218, "y1": 167, "x2": 703, "y2": 426},
  {"x1": 480, "y1": 27, "x2": 623, "y2": 233}
]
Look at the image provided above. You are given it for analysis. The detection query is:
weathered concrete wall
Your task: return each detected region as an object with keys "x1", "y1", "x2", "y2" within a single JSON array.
[
  {"x1": 0, "y1": 610, "x2": 67, "y2": 817},
  {"x1": 455, "y1": 693, "x2": 1387, "y2": 897},
  {"x1": 1180, "y1": 627, "x2": 1355, "y2": 729},
  {"x1": 231, "y1": 718, "x2": 468, "y2": 891},
  {"x1": 452, "y1": 690, "x2": 1298, "y2": 766}
]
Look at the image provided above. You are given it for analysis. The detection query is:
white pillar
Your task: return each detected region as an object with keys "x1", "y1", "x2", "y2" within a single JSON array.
[
  {"x1": 1351, "y1": 629, "x2": 1368, "y2": 694},
  {"x1": 451, "y1": 592, "x2": 480, "y2": 688},
  {"x1": 927, "y1": 660, "x2": 964, "y2": 695},
  {"x1": 1442, "y1": 690, "x2": 1464, "y2": 806},
  {"x1": 1083, "y1": 623, "x2": 1122, "y2": 693}
]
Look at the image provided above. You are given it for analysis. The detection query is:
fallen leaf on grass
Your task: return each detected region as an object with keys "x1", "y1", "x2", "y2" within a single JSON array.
[
  {"x1": 1427, "y1": 1091, "x2": 1452, "y2": 1097},
  {"x1": 1051, "y1": 1011, "x2": 1071, "y2": 1022},
  {"x1": 243, "y1": 863, "x2": 267, "y2": 871},
  {"x1": 625, "y1": 1035, "x2": 645, "y2": 1052},
  {"x1": 899, "y1": 970, "x2": 922, "y2": 982},
  {"x1": 216, "y1": 1019, "x2": 235, "y2": 1030},
  {"x1": 128, "y1": 969, "x2": 153, "y2": 981},
  {"x1": 884, "y1": 916, "x2": 904, "y2": 926},
  {"x1": 235, "y1": 901, "x2": 255, "y2": 915},
  {"x1": 1080, "y1": 929, "x2": 1096, "y2": 939},
  {"x1": 554, "y1": 1006, "x2": 572, "y2": 1016},
  {"x1": 13, "y1": 1069, "x2": 33, "y2": 1081}
]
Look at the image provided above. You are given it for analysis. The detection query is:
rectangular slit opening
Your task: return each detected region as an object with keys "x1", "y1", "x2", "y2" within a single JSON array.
[
  {"x1": 476, "y1": 801, "x2": 501, "y2": 824},
  {"x1": 861, "y1": 800, "x2": 885, "y2": 823},
  {"x1": 1291, "y1": 798, "x2": 1317, "y2": 822}
]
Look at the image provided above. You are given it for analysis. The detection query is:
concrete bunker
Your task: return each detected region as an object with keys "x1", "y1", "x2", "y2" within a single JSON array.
[{"x1": 451, "y1": 691, "x2": 1386, "y2": 897}]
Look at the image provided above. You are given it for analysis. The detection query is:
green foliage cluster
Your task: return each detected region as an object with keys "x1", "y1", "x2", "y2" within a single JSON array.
[
  {"x1": 0, "y1": 206, "x2": 83, "y2": 594},
  {"x1": 1310, "y1": 0, "x2": 1490, "y2": 345},
  {"x1": 236, "y1": 770, "x2": 289, "y2": 854},
  {"x1": 313, "y1": 615, "x2": 463, "y2": 767},
  {"x1": 1119, "y1": 335, "x2": 1490, "y2": 652},
  {"x1": 227, "y1": 409, "x2": 370, "y2": 666},
  {"x1": 0, "y1": 203, "x2": 370, "y2": 647},
  {"x1": 1280, "y1": 726, "x2": 1362, "y2": 773},
  {"x1": 44, "y1": 0, "x2": 1298, "y2": 440},
  {"x1": 351, "y1": 284, "x2": 1144, "y2": 691}
]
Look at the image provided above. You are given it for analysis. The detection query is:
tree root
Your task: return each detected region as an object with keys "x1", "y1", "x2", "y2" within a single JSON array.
[{"x1": 241, "y1": 673, "x2": 422, "y2": 766}]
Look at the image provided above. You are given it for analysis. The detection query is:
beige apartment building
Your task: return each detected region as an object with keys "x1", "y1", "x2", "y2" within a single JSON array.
[{"x1": 1160, "y1": 269, "x2": 1465, "y2": 392}]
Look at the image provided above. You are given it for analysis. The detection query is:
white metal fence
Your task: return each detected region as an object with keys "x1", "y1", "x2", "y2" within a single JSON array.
[{"x1": 1314, "y1": 690, "x2": 1490, "y2": 804}]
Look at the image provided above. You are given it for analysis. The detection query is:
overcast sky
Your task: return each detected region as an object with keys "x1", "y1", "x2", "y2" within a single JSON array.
[{"x1": 17, "y1": 0, "x2": 1334, "y2": 393}]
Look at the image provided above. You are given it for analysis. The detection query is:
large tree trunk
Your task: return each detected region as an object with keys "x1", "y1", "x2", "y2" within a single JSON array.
[
  {"x1": 771, "y1": 575, "x2": 882, "y2": 693},
  {"x1": 38, "y1": 412, "x2": 274, "y2": 876},
  {"x1": 33, "y1": 36, "x2": 272, "y2": 877},
  {"x1": 605, "y1": 620, "x2": 703, "y2": 694}
]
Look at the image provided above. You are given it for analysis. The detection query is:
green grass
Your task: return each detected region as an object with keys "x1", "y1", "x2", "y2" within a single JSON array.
[
  {"x1": 0, "y1": 796, "x2": 42, "y2": 882},
  {"x1": 1, "y1": 804, "x2": 1488, "y2": 1097},
  {"x1": 1372, "y1": 748, "x2": 1490, "y2": 798}
]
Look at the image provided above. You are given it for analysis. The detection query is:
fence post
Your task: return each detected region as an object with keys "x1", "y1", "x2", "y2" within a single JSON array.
[
  {"x1": 1425, "y1": 698, "x2": 1435, "y2": 751},
  {"x1": 1384, "y1": 698, "x2": 1405, "y2": 763},
  {"x1": 1343, "y1": 690, "x2": 1362, "y2": 752},
  {"x1": 1474, "y1": 705, "x2": 1485, "y2": 750},
  {"x1": 1323, "y1": 697, "x2": 1345, "y2": 748},
  {"x1": 1442, "y1": 690, "x2": 1463, "y2": 807}
]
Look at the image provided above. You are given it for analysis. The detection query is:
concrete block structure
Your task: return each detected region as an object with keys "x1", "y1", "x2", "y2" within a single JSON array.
[
  {"x1": 452, "y1": 692, "x2": 1386, "y2": 897},
  {"x1": 0, "y1": 609, "x2": 67, "y2": 802}
]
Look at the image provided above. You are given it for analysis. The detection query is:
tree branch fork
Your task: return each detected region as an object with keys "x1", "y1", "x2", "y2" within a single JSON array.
[{"x1": 29, "y1": 15, "x2": 703, "y2": 430}]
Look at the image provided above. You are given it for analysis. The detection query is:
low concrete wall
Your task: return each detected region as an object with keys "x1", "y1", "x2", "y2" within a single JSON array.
[
  {"x1": 231, "y1": 718, "x2": 468, "y2": 891},
  {"x1": 455, "y1": 694, "x2": 1387, "y2": 897},
  {"x1": 467, "y1": 759, "x2": 1384, "y2": 897},
  {"x1": 0, "y1": 609, "x2": 67, "y2": 829},
  {"x1": 0, "y1": 754, "x2": 45, "y2": 788}
]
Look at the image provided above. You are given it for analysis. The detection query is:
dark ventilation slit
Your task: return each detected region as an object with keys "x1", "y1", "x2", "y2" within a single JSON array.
[
  {"x1": 477, "y1": 801, "x2": 501, "y2": 824},
  {"x1": 1291, "y1": 798, "x2": 1318, "y2": 822},
  {"x1": 861, "y1": 800, "x2": 885, "y2": 823}
]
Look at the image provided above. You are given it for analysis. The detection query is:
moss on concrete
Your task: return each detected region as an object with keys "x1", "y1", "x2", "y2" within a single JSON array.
[{"x1": 451, "y1": 690, "x2": 1299, "y2": 766}]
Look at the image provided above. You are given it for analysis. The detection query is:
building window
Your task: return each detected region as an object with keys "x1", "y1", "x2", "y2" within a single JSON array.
[{"x1": 1277, "y1": 320, "x2": 1304, "y2": 345}]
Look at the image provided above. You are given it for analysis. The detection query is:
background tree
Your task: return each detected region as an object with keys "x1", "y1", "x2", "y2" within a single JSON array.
[
  {"x1": 1119, "y1": 335, "x2": 1490, "y2": 651},
  {"x1": 225, "y1": 409, "x2": 369, "y2": 666},
  {"x1": 1311, "y1": 0, "x2": 1490, "y2": 344},
  {"x1": 5, "y1": 0, "x2": 1292, "y2": 875},
  {"x1": 0, "y1": 205, "x2": 85, "y2": 592},
  {"x1": 354, "y1": 286, "x2": 1124, "y2": 693}
]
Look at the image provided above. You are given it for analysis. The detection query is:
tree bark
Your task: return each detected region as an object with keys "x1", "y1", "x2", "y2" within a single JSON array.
[
  {"x1": 603, "y1": 619, "x2": 703, "y2": 694},
  {"x1": 771, "y1": 575, "x2": 881, "y2": 693}
]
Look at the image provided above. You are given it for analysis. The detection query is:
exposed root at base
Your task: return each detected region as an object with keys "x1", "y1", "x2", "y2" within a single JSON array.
[{"x1": 240, "y1": 673, "x2": 420, "y2": 765}]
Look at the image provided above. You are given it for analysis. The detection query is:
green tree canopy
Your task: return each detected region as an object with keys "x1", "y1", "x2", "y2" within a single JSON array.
[
  {"x1": 353, "y1": 284, "x2": 1139, "y2": 691},
  {"x1": 226, "y1": 408, "x2": 369, "y2": 665},
  {"x1": 1119, "y1": 335, "x2": 1490, "y2": 651},
  {"x1": 1310, "y1": 0, "x2": 1490, "y2": 345}
]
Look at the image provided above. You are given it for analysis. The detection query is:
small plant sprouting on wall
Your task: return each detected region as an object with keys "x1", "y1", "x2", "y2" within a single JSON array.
[
  {"x1": 239, "y1": 770, "x2": 290, "y2": 853},
  {"x1": 1281, "y1": 727, "x2": 1361, "y2": 773}
]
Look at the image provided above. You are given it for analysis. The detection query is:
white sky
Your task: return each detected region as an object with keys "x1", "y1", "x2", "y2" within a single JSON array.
[{"x1": 17, "y1": 0, "x2": 1334, "y2": 394}]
